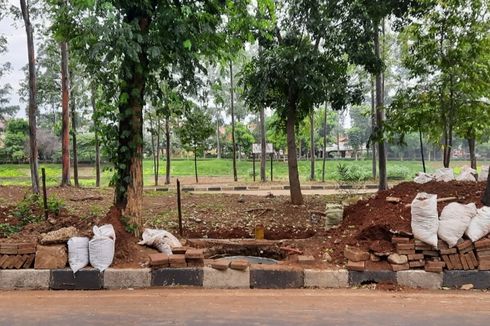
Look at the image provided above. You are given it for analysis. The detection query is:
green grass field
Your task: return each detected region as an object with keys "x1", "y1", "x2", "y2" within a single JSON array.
[{"x1": 0, "y1": 158, "x2": 486, "y2": 187}]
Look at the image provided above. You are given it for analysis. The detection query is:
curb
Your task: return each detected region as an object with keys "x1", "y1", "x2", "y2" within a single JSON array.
[{"x1": 0, "y1": 268, "x2": 486, "y2": 290}]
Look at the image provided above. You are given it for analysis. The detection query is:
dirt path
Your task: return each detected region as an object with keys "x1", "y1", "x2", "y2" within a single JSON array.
[{"x1": 0, "y1": 289, "x2": 488, "y2": 325}]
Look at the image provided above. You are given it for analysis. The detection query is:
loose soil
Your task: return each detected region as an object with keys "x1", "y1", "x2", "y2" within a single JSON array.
[{"x1": 0, "y1": 180, "x2": 486, "y2": 269}]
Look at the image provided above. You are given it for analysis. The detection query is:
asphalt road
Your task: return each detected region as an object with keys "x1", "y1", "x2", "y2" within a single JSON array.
[{"x1": 1, "y1": 288, "x2": 489, "y2": 326}]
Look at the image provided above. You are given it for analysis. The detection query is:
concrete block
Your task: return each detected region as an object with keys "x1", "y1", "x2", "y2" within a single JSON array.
[
  {"x1": 304, "y1": 269, "x2": 349, "y2": 288},
  {"x1": 250, "y1": 266, "x2": 304, "y2": 289},
  {"x1": 104, "y1": 268, "x2": 151, "y2": 289},
  {"x1": 203, "y1": 267, "x2": 250, "y2": 288},
  {"x1": 397, "y1": 270, "x2": 442, "y2": 289},
  {"x1": 0, "y1": 269, "x2": 50, "y2": 289},
  {"x1": 443, "y1": 271, "x2": 490, "y2": 289},
  {"x1": 152, "y1": 268, "x2": 203, "y2": 287},
  {"x1": 50, "y1": 268, "x2": 103, "y2": 290}
]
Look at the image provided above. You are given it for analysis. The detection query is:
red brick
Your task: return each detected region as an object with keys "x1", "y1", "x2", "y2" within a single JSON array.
[
  {"x1": 397, "y1": 243, "x2": 415, "y2": 251},
  {"x1": 442, "y1": 255, "x2": 453, "y2": 270},
  {"x1": 449, "y1": 254, "x2": 463, "y2": 270},
  {"x1": 171, "y1": 247, "x2": 189, "y2": 255},
  {"x1": 344, "y1": 246, "x2": 369, "y2": 262},
  {"x1": 22, "y1": 254, "x2": 35, "y2": 269},
  {"x1": 440, "y1": 248, "x2": 457, "y2": 255},
  {"x1": 467, "y1": 251, "x2": 479, "y2": 267},
  {"x1": 230, "y1": 260, "x2": 249, "y2": 271},
  {"x1": 475, "y1": 239, "x2": 490, "y2": 250},
  {"x1": 211, "y1": 260, "x2": 230, "y2": 270},
  {"x1": 408, "y1": 260, "x2": 425, "y2": 268},
  {"x1": 407, "y1": 254, "x2": 424, "y2": 261},
  {"x1": 460, "y1": 254, "x2": 469, "y2": 270},
  {"x1": 346, "y1": 260, "x2": 365, "y2": 271},
  {"x1": 464, "y1": 253, "x2": 475, "y2": 270},
  {"x1": 391, "y1": 263, "x2": 410, "y2": 272},
  {"x1": 297, "y1": 255, "x2": 316, "y2": 265},
  {"x1": 457, "y1": 240, "x2": 473, "y2": 252},
  {"x1": 422, "y1": 250, "x2": 440, "y2": 257},
  {"x1": 168, "y1": 254, "x2": 186, "y2": 268},
  {"x1": 185, "y1": 249, "x2": 204, "y2": 260},
  {"x1": 0, "y1": 254, "x2": 9, "y2": 268},
  {"x1": 17, "y1": 244, "x2": 36, "y2": 254},
  {"x1": 149, "y1": 253, "x2": 169, "y2": 267},
  {"x1": 392, "y1": 237, "x2": 410, "y2": 244},
  {"x1": 186, "y1": 259, "x2": 204, "y2": 267},
  {"x1": 0, "y1": 246, "x2": 17, "y2": 255},
  {"x1": 479, "y1": 260, "x2": 490, "y2": 271}
]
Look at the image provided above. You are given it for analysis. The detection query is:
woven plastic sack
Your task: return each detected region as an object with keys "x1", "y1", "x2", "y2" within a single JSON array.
[
  {"x1": 438, "y1": 202, "x2": 477, "y2": 247},
  {"x1": 466, "y1": 206, "x2": 490, "y2": 242},
  {"x1": 411, "y1": 192, "x2": 439, "y2": 248},
  {"x1": 434, "y1": 168, "x2": 454, "y2": 182},
  {"x1": 478, "y1": 166, "x2": 489, "y2": 182},
  {"x1": 138, "y1": 228, "x2": 182, "y2": 255},
  {"x1": 89, "y1": 224, "x2": 115, "y2": 271},
  {"x1": 414, "y1": 172, "x2": 433, "y2": 184},
  {"x1": 456, "y1": 166, "x2": 477, "y2": 182},
  {"x1": 68, "y1": 237, "x2": 89, "y2": 273}
]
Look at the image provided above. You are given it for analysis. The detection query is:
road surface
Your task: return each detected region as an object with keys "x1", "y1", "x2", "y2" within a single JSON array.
[{"x1": 0, "y1": 288, "x2": 488, "y2": 325}]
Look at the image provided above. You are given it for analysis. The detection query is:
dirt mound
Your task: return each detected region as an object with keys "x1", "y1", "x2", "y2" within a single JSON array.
[{"x1": 324, "y1": 181, "x2": 486, "y2": 263}]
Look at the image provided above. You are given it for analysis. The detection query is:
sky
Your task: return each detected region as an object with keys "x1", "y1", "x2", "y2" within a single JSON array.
[{"x1": 1, "y1": 0, "x2": 27, "y2": 116}]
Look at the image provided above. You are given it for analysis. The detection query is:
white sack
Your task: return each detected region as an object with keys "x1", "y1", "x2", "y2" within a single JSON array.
[
  {"x1": 456, "y1": 166, "x2": 477, "y2": 182},
  {"x1": 411, "y1": 192, "x2": 439, "y2": 248},
  {"x1": 68, "y1": 237, "x2": 89, "y2": 273},
  {"x1": 138, "y1": 228, "x2": 182, "y2": 255},
  {"x1": 478, "y1": 166, "x2": 489, "y2": 182},
  {"x1": 438, "y1": 202, "x2": 477, "y2": 247},
  {"x1": 466, "y1": 206, "x2": 490, "y2": 242},
  {"x1": 89, "y1": 224, "x2": 116, "y2": 271},
  {"x1": 414, "y1": 172, "x2": 434, "y2": 184},
  {"x1": 434, "y1": 168, "x2": 455, "y2": 182}
]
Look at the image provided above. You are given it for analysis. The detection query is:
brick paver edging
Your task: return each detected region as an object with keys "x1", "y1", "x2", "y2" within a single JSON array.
[{"x1": 2, "y1": 267, "x2": 490, "y2": 290}]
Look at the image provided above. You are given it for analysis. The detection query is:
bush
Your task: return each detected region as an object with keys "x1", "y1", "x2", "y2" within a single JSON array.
[
  {"x1": 387, "y1": 165, "x2": 411, "y2": 180},
  {"x1": 336, "y1": 163, "x2": 371, "y2": 182}
]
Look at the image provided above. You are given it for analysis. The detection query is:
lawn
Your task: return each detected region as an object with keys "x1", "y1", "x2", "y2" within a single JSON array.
[{"x1": 0, "y1": 158, "x2": 486, "y2": 187}]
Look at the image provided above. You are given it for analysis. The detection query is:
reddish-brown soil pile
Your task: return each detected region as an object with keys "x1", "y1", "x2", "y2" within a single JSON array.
[{"x1": 324, "y1": 181, "x2": 486, "y2": 263}]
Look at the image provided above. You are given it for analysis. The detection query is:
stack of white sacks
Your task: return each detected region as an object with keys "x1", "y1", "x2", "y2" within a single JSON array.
[
  {"x1": 414, "y1": 166, "x2": 488, "y2": 184},
  {"x1": 67, "y1": 224, "x2": 116, "y2": 273},
  {"x1": 411, "y1": 193, "x2": 490, "y2": 248}
]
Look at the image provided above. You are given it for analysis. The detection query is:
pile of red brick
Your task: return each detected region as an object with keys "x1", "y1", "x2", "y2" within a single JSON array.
[
  {"x1": 0, "y1": 243, "x2": 36, "y2": 269},
  {"x1": 149, "y1": 247, "x2": 205, "y2": 268},
  {"x1": 346, "y1": 236, "x2": 490, "y2": 273}
]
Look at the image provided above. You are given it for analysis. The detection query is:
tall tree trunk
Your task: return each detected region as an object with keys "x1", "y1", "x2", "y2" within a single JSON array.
[
  {"x1": 70, "y1": 82, "x2": 79, "y2": 187},
  {"x1": 60, "y1": 39, "x2": 70, "y2": 186},
  {"x1": 20, "y1": 0, "x2": 39, "y2": 194},
  {"x1": 374, "y1": 23, "x2": 388, "y2": 191},
  {"x1": 286, "y1": 97, "x2": 303, "y2": 205},
  {"x1": 165, "y1": 116, "x2": 171, "y2": 185},
  {"x1": 91, "y1": 85, "x2": 100, "y2": 187},
  {"x1": 322, "y1": 104, "x2": 327, "y2": 182},
  {"x1": 230, "y1": 61, "x2": 237, "y2": 182},
  {"x1": 371, "y1": 77, "x2": 377, "y2": 179},
  {"x1": 419, "y1": 129, "x2": 426, "y2": 173},
  {"x1": 114, "y1": 14, "x2": 150, "y2": 235},
  {"x1": 156, "y1": 118, "x2": 161, "y2": 186},
  {"x1": 216, "y1": 115, "x2": 221, "y2": 159},
  {"x1": 149, "y1": 114, "x2": 157, "y2": 186},
  {"x1": 309, "y1": 109, "x2": 315, "y2": 181},
  {"x1": 468, "y1": 138, "x2": 476, "y2": 170},
  {"x1": 259, "y1": 106, "x2": 266, "y2": 182},
  {"x1": 194, "y1": 148, "x2": 198, "y2": 183}
]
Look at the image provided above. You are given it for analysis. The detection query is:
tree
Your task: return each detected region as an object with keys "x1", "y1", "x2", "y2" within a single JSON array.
[
  {"x1": 347, "y1": 127, "x2": 365, "y2": 160},
  {"x1": 2, "y1": 119, "x2": 28, "y2": 162},
  {"x1": 396, "y1": 0, "x2": 489, "y2": 169},
  {"x1": 60, "y1": 0, "x2": 70, "y2": 187},
  {"x1": 20, "y1": 0, "x2": 39, "y2": 194},
  {"x1": 177, "y1": 106, "x2": 214, "y2": 183},
  {"x1": 63, "y1": 1, "x2": 261, "y2": 230}
]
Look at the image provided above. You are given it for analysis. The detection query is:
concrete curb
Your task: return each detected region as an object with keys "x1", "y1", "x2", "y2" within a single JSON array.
[{"x1": 0, "y1": 268, "x2": 489, "y2": 290}]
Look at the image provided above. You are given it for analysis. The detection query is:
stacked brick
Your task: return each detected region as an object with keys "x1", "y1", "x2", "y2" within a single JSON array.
[
  {"x1": 149, "y1": 247, "x2": 205, "y2": 268},
  {"x1": 345, "y1": 236, "x2": 490, "y2": 273},
  {"x1": 0, "y1": 243, "x2": 36, "y2": 269}
]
